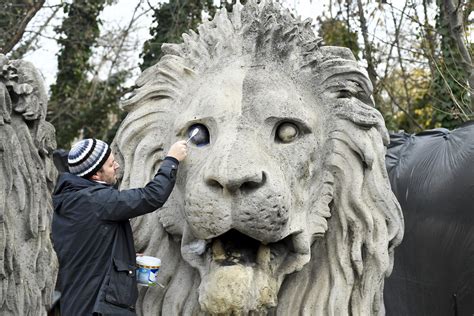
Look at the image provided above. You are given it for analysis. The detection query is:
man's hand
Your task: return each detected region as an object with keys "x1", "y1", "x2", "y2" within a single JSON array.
[{"x1": 167, "y1": 140, "x2": 188, "y2": 162}]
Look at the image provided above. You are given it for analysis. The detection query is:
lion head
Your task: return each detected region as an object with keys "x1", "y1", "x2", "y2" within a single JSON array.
[{"x1": 112, "y1": 1, "x2": 404, "y2": 315}]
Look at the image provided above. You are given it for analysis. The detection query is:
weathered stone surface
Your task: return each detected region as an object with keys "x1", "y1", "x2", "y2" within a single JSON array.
[
  {"x1": 112, "y1": 1, "x2": 404, "y2": 315},
  {"x1": 0, "y1": 54, "x2": 58, "y2": 315}
]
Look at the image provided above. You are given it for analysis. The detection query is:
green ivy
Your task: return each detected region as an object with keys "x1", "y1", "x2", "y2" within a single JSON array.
[
  {"x1": 427, "y1": 2, "x2": 470, "y2": 129},
  {"x1": 140, "y1": 0, "x2": 216, "y2": 70},
  {"x1": 47, "y1": 0, "x2": 124, "y2": 148},
  {"x1": 317, "y1": 17, "x2": 360, "y2": 59}
]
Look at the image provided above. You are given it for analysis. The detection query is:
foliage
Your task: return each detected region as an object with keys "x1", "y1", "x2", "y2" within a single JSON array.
[
  {"x1": 47, "y1": 0, "x2": 124, "y2": 148},
  {"x1": 140, "y1": 0, "x2": 216, "y2": 70},
  {"x1": 317, "y1": 17, "x2": 360, "y2": 59},
  {"x1": 75, "y1": 72, "x2": 126, "y2": 139},
  {"x1": 427, "y1": 1, "x2": 471, "y2": 129},
  {"x1": 220, "y1": 0, "x2": 247, "y2": 12},
  {"x1": 317, "y1": 0, "x2": 473, "y2": 133},
  {"x1": 380, "y1": 68, "x2": 438, "y2": 131}
]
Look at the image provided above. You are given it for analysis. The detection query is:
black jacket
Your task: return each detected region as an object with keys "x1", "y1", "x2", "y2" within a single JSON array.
[{"x1": 52, "y1": 157, "x2": 178, "y2": 315}]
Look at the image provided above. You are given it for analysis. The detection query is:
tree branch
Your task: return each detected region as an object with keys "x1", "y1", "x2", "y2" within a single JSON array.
[
  {"x1": 356, "y1": 0, "x2": 378, "y2": 95},
  {"x1": 380, "y1": 81, "x2": 424, "y2": 130},
  {"x1": 391, "y1": 1, "x2": 417, "y2": 128},
  {"x1": 444, "y1": 0, "x2": 474, "y2": 112},
  {"x1": 11, "y1": 3, "x2": 62, "y2": 59},
  {"x1": 1, "y1": 0, "x2": 46, "y2": 54}
]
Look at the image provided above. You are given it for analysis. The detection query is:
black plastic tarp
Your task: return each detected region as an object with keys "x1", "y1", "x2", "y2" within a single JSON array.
[{"x1": 384, "y1": 121, "x2": 474, "y2": 316}]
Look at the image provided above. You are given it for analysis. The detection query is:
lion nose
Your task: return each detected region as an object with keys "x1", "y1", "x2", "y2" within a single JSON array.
[{"x1": 205, "y1": 170, "x2": 266, "y2": 194}]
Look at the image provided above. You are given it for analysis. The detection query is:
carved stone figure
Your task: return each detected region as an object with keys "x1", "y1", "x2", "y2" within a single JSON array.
[
  {"x1": 112, "y1": 1, "x2": 404, "y2": 314},
  {"x1": 0, "y1": 54, "x2": 57, "y2": 315}
]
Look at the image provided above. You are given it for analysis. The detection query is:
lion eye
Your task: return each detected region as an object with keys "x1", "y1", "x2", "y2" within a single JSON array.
[
  {"x1": 275, "y1": 122, "x2": 299, "y2": 143},
  {"x1": 337, "y1": 89, "x2": 353, "y2": 99},
  {"x1": 187, "y1": 124, "x2": 210, "y2": 146}
]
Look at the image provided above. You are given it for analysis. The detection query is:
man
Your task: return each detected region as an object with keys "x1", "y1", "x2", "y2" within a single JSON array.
[{"x1": 52, "y1": 138, "x2": 187, "y2": 315}]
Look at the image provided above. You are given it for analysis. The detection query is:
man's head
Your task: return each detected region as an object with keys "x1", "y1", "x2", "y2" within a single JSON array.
[{"x1": 68, "y1": 138, "x2": 119, "y2": 184}]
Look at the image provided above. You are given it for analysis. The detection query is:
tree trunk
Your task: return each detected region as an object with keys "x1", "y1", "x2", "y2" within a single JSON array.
[
  {"x1": 356, "y1": 0, "x2": 379, "y2": 104},
  {"x1": 422, "y1": 0, "x2": 438, "y2": 78},
  {"x1": 444, "y1": 0, "x2": 474, "y2": 113}
]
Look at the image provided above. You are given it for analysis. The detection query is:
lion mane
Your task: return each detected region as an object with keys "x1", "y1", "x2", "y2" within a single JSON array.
[
  {"x1": 0, "y1": 55, "x2": 58, "y2": 315},
  {"x1": 112, "y1": 1, "x2": 403, "y2": 315}
]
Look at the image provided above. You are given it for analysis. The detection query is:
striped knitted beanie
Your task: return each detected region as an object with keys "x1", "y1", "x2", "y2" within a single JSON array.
[{"x1": 68, "y1": 139, "x2": 111, "y2": 178}]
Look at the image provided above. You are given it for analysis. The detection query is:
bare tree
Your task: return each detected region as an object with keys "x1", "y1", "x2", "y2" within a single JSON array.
[
  {"x1": 10, "y1": 3, "x2": 63, "y2": 59},
  {"x1": 0, "y1": 0, "x2": 46, "y2": 54}
]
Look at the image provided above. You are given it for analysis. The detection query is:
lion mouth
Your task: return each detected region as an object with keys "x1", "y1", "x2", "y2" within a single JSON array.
[
  {"x1": 209, "y1": 229, "x2": 310, "y2": 273},
  {"x1": 210, "y1": 230, "x2": 261, "y2": 266},
  {"x1": 182, "y1": 228, "x2": 312, "y2": 280},
  {"x1": 181, "y1": 228, "x2": 312, "y2": 314}
]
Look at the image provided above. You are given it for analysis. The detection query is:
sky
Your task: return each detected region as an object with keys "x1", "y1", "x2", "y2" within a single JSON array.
[
  {"x1": 21, "y1": 0, "x2": 449, "y2": 90},
  {"x1": 20, "y1": 0, "x2": 326, "y2": 89}
]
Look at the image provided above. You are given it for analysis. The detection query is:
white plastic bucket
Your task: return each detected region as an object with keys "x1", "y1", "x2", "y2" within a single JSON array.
[{"x1": 136, "y1": 256, "x2": 161, "y2": 286}]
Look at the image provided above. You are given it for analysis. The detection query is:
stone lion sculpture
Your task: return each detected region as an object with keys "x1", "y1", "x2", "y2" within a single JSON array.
[
  {"x1": 0, "y1": 54, "x2": 57, "y2": 315},
  {"x1": 112, "y1": 1, "x2": 404, "y2": 314}
]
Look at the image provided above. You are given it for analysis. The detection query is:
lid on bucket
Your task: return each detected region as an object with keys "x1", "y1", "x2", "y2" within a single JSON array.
[{"x1": 136, "y1": 256, "x2": 161, "y2": 267}]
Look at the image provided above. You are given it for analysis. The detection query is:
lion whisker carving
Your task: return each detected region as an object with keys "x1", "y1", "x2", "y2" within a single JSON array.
[{"x1": 112, "y1": 1, "x2": 403, "y2": 315}]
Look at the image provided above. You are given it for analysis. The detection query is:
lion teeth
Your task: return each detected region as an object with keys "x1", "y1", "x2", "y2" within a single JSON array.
[
  {"x1": 257, "y1": 244, "x2": 271, "y2": 268},
  {"x1": 211, "y1": 239, "x2": 226, "y2": 261}
]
